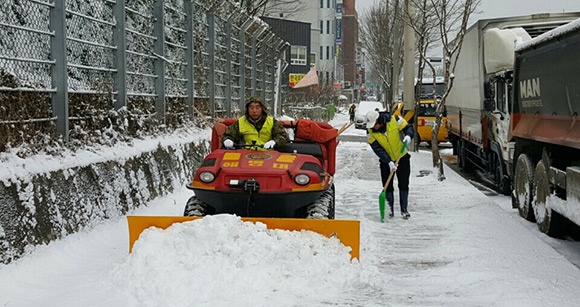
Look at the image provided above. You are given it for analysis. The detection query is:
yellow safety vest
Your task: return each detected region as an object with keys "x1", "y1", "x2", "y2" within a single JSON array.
[
  {"x1": 367, "y1": 115, "x2": 408, "y2": 161},
  {"x1": 239, "y1": 115, "x2": 274, "y2": 147}
]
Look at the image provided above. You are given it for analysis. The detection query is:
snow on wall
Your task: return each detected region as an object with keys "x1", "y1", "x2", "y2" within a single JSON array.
[{"x1": 0, "y1": 139, "x2": 210, "y2": 264}]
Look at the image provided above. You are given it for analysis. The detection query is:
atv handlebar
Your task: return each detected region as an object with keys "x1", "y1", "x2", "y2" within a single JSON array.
[{"x1": 237, "y1": 143, "x2": 264, "y2": 150}]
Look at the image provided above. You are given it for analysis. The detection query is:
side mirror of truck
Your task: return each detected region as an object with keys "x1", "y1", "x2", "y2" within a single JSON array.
[{"x1": 484, "y1": 98, "x2": 495, "y2": 112}]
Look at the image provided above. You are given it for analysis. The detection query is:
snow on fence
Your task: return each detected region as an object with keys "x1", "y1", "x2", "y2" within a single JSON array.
[{"x1": 0, "y1": 0, "x2": 287, "y2": 153}]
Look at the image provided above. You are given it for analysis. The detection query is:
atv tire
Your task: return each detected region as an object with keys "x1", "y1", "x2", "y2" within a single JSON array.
[
  {"x1": 184, "y1": 196, "x2": 211, "y2": 216},
  {"x1": 306, "y1": 184, "x2": 335, "y2": 219}
]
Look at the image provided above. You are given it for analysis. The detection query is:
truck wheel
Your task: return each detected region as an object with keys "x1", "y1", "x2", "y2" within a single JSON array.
[
  {"x1": 184, "y1": 196, "x2": 210, "y2": 216},
  {"x1": 532, "y1": 161, "x2": 567, "y2": 238},
  {"x1": 493, "y1": 152, "x2": 511, "y2": 195},
  {"x1": 514, "y1": 154, "x2": 535, "y2": 221},
  {"x1": 457, "y1": 140, "x2": 472, "y2": 171},
  {"x1": 306, "y1": 184, "x2": 335, "y2": 219}
]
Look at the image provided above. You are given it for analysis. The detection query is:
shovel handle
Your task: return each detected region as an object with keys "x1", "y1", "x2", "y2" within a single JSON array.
[
  {"x1": 382, "y1": 141, "x2": 408, "y2": 191},
  {"x1": 337, "y1": 122, "x2": 354, "y2": 135}
]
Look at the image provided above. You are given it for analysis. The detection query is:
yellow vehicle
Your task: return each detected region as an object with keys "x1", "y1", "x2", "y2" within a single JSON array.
[{"x1": 392, "y1": 79, "x2": 448, "y2": 146}]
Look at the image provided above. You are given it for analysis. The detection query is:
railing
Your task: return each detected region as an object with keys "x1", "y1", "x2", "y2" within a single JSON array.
[{"x1": 0, "y1": 0, "x2": 287, "y2": 152}]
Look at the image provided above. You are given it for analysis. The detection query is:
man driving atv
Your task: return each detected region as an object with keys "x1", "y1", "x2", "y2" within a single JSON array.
[{"x1": 222, "y1": 96, "x2": 289, "y2": 150}]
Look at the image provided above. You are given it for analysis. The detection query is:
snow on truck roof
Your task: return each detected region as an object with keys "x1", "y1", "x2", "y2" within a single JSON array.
[{"x1": 516, "y1": 17, "x2": 580, "y2": 51}]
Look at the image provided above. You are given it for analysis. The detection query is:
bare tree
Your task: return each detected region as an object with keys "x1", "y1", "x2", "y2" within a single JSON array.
[
  {"x1": 401, "y1": 0, "x2": 440, "y2": 151},
  {"x1": 359, "y1": 0, "x2": 404, "y2": 107},
  {"x1": 237, "y1": 0, "x2": 307, "y2": 17},
  {"x1": 427, "y1": 0, "x2": 480, "y2": 180}
]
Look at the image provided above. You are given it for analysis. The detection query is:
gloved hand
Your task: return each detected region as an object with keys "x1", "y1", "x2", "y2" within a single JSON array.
[
  {"x1": 223, "y1": 139, "x2": 234, "y2": 149},
  {"x1": 264, "y1": 140, "x2": 276, "y2": 149},
  {"x1": 403, "y1": 135, "x2": 411, "y2": 145},
  {"x1": 388, "y1": 161, "x2": 397, "y2": 172}
]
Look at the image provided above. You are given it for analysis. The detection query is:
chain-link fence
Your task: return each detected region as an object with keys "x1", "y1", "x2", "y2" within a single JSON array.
[{"x1": 0, "y1": 0, "x2": 287, "y2": 154}]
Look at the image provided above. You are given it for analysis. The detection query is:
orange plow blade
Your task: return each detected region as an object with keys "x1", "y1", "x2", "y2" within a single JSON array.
[{"x1": 127, "y1": 216, "x2": 360, "y2": 260}]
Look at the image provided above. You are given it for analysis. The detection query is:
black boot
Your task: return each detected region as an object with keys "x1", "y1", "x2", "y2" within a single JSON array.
[
  {"x1": 400, "y1": 190, "x2": 410, "y2": 218},
  {"x1": 386, "y1": 191, "x2": 394, "y2": 217}
]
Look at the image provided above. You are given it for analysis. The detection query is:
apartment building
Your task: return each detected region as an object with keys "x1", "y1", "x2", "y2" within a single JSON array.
[{"x1": 263, "y1": 0, "x2": 359, "y2": 90}]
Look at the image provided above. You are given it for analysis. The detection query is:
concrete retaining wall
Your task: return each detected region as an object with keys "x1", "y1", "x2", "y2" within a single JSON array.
[{"x1": 0, "y1": 140, "x2": 209, "y2": 264}]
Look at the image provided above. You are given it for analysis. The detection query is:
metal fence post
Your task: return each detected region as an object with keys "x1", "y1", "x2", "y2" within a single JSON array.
[
  {"x1": 270, "y1": 48, "x2": 277, "y2": 115},
  {"x1": 251, "y1": 33, "x2": 258, "y2": 97},
  {"x1": 185, "y1": 0, "x2": 195, "y2": 118},
  {"x1": 153, "y1": 0, "x2": 166, "y2": 123},
  {"x1": 113, "y1": 0, "x2": 127, "y2": 110},
  {"x1": 207, "y1": 13, "x2": 215, "y2": 117},
  {"x1": 239, "y1": 20, "x2": 252, "y2": 108},
  {"x1": 225, "y1": 19, "x2": 232, "y2": 117},
  {"x1": 261, "y1": 35, "x2": 273, "y2": 102},
  {"x1": 49, "y1": 0, "x2": 69, "y2": 142}
]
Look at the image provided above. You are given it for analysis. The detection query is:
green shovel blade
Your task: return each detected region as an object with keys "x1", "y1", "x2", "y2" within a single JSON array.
[{"x1": 379, "y1": 190, "x2": 386, "y2": 222}]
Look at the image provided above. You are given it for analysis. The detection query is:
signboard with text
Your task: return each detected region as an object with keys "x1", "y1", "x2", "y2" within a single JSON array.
[{"x1": 289, "y1": 73, "x2": 306, "y2": 87}]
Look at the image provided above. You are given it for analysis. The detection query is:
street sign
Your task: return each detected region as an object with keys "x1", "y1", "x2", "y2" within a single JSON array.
[{"x1": 289, "y1": 73, "x2": 305, "y2": 87}]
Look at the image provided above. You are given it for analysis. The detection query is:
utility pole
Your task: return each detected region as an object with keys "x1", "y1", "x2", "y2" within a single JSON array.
[{"x1": 402, "y1": 0, "x2": 416, "y2": 150}]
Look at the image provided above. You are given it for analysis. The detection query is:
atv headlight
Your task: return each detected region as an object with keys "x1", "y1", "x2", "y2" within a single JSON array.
[
  {"x1": 294, "y1": 174, "x2": 310, "y2": 186},
  {"x1": 199, "y1": 171, "x2": 216, "y2": 183}
]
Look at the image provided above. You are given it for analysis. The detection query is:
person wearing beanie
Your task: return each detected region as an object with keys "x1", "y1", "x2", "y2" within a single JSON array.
[{"x1": 221, "y1": 96, "x2": 289, "y2": 150}]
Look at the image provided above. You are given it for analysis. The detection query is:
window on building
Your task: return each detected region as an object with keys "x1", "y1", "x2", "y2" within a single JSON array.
[
  {"x1": 320, "y1": 0, "x2": 323, "y2": 8},
  {"x1": 327, "y1": 0, "x2": 330, "y2": 9},
  {"x1": 326, "y1": 72, "x2": 330, "y2": 85},
  {"x1": 326, "y1": 20, "x2": 330, "y2": 34},
  {"x1": 309, "y1": 53, "x2": 316, "y2": 66},
  {"x1": 290, "y1": 45, "x2": 307, "y2": 65},
  {"x1": 320, "y1": 21, "x2": 323, "y2": 34},
  {"x1": 320, "y1": 46, "x2": 323, "y2": 60},
  {"x1": 326, "y1": 46, "x2": 330, "y2": 60}
]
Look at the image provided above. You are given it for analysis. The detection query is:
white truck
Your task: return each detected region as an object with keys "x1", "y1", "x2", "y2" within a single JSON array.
[{"x1": 446, "y1": 13, "x2": 580, "y2": 195}]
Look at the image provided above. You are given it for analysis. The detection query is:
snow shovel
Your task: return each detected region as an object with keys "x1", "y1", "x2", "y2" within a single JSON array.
[{"x1": 378, "y1": 141, "x2": 408, "y2": 222}]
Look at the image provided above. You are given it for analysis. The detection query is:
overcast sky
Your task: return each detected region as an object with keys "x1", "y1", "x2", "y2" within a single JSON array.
[{"x1": 356, "y1": 0, "x2": 580, "y2": 26}]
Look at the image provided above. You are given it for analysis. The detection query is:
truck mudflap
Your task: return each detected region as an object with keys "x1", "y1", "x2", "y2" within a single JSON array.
[{"x1": 127, "y1": 216, "x2": 360, "y2": 260}]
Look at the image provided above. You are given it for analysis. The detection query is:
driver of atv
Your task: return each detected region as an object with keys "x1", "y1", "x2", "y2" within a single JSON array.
[{"x1": 222, "y1": 96, "x2": 289, "y2": 150}]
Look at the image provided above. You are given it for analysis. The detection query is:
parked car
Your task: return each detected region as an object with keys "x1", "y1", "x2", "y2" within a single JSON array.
[{"x1": 354, "y1": 101, "x2": 384, "y2": 129}]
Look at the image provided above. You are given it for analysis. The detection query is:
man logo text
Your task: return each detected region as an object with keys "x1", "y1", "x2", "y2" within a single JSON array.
[{"x1": 520, "y1": 78, "x2": 541, "y2": 99}]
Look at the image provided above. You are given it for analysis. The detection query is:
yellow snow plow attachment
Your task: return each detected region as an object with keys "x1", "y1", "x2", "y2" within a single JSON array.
[{"x1": 127, "y1": 216, "x2": 360, "y2": 260}]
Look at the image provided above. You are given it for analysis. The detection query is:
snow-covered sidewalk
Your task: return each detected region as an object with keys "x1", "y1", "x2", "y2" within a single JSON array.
[{"x1": 1, "y1": 113, "x2": 580, "y2": 306}]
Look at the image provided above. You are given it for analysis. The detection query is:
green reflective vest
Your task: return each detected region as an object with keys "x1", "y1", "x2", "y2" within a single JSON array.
[{"x1": 239, "y1": 115, "x2": 274, "y2": 147}]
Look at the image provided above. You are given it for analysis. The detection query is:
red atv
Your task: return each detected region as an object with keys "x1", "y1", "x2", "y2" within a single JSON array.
[{"x1": 185, "y1": 118, "x2": 339, "y2": 219}]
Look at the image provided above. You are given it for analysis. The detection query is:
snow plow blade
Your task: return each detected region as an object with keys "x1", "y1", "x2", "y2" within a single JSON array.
[{"x1": 127, "y1": 216, "x2": 360, "y2": 260}]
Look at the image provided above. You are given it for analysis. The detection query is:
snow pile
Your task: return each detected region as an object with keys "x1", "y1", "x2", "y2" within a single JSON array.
[
  {"x1": 113, "y1": 214, "x2": 381, "y2": 306},
  {"x1": 517, "y1": 17, "x2": 580, "y2": 51}
]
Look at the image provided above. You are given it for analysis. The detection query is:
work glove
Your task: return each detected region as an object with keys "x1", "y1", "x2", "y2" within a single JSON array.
[
  {"x1": 264, "y1": 140, "x2": 276, "y2": 149},
  {"x1": 388, "y1": 161, "x2": 397, "y2": 172},
  {"x1": 403, "y1": 135, "x2": 411, "y2": 145},
  {"x1": 223, "y1": 139, "x2": 234, "y2": 149}
]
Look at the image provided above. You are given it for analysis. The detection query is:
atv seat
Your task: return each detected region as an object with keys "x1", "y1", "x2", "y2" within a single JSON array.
[
  {"x1": 211, "y1": 118, "x2": 338, "y2": 175},
  {"x1": 277, "y1": 141, "x2": 324, "y2": 159}
]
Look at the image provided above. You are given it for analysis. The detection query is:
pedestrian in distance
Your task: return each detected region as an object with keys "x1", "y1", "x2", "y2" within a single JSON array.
[
  {"x1": 222, "y1": 96, "x2": 289, "y2": 150},
  {"x1": 349, "y1": 104, "x2": 356, "y2": 122},
  {"x1": 365, "y1": 109, "x2": 414, "y2": 218}
]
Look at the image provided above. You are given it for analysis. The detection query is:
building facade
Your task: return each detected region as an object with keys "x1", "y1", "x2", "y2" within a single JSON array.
[
  {"x1": 263, "y1": 0, "x2": 359, "y2": 92},
  {"x1": 262, "y1": 17, "x2": 311, "y2": 90}
]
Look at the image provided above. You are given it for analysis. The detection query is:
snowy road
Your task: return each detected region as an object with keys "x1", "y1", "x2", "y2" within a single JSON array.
[{"x1": 2, "y1": 115, "x2": 580, "y2": 306}]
